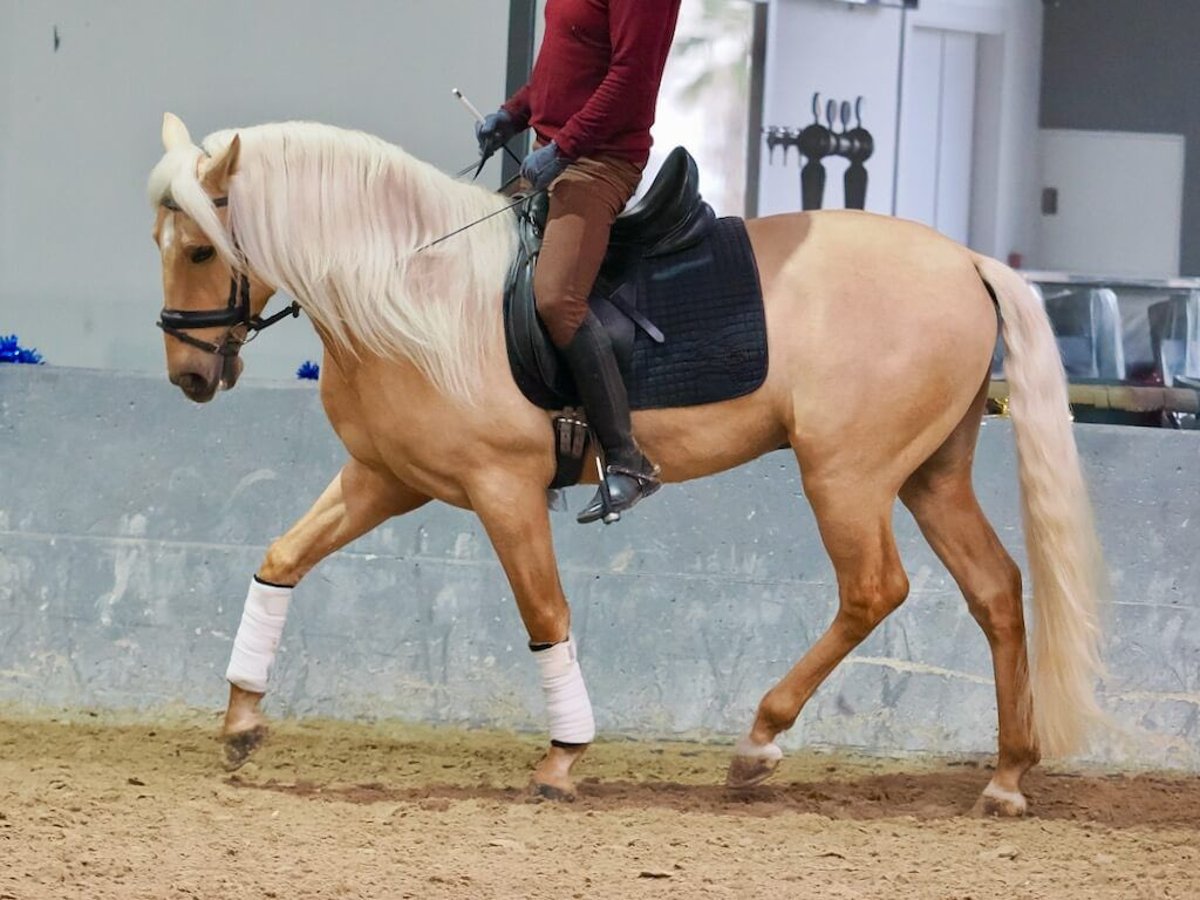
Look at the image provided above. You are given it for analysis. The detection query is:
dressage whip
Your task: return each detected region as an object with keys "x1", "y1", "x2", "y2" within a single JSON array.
[
  {"x1": 453, "y1": 88, "x2": 524, "y2": 169},
  {"x1": 415, "y1": 89, "x2": 536, "y2": 252},
  {"x1": 426, "y1": 155, "x2": 531, "y2": 252},
  {"x1": 415, "y1": 185, "x2": 541, "y2": 253}
]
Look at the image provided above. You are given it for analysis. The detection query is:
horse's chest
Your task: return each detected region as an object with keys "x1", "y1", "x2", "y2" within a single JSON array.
[{"x1": 321, "y1": 376, "x2": 478, "y2": 505}]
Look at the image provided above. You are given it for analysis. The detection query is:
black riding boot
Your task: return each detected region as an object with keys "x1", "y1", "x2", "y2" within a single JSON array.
[{"x1": 562, "y1": 314, "x2": 661, "y2": 524}]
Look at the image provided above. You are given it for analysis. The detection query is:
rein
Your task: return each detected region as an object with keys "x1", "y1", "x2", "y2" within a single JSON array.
[{"x1": 416, "y1": 181, "x2": 539, "y2": 253}]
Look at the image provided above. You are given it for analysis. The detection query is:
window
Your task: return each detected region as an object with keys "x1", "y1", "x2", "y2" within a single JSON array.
[{"x1": 646, "y1": 0, "x2": 758, "y2": 217}]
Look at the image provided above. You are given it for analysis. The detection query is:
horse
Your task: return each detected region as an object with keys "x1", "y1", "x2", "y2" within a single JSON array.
[{"x1": 147, "y1": 112, "x2": 1107, "y2": 816}]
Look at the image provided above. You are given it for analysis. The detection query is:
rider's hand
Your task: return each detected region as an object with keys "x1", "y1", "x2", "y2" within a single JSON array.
[
  {"x1": 520, "y1": 142, "x2": 571, "y2": 191},
  {"x1": 475, "y1": 109, "x2": 517, "y2": 159}
]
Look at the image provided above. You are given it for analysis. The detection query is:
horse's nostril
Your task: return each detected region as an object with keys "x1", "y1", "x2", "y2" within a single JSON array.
[
  {"x1": 178, "y1": 373, "x2": 205, "y2": 393},
  {"x1": 174, "y1": 372, "x2": 215, "y2": 401}
]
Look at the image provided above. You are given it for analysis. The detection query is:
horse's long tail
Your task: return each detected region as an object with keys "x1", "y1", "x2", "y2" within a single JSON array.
[{"x1": 974, "y1": 253, "x2": 1108, "y2": 758}]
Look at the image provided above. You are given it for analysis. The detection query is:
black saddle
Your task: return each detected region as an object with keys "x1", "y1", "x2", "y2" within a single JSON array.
[
  {"x1": 503, "y1": 147, "x2": 768, "y2": 485},
  {"x1": 505, "y1": 147, "x2": 717, "y2": 410}
]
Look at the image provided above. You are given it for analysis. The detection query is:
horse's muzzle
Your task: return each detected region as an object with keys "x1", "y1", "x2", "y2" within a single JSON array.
[{"x1": 171, "y1": 369, "x2": 220, "y2": 403}]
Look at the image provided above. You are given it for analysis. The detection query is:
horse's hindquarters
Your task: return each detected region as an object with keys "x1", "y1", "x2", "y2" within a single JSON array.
[{"x1": 744, "y1": 210, "x2": 998, "y2": 488}]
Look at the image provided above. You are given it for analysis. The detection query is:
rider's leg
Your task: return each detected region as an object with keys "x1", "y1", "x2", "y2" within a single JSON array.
[
  {"x1": 562, "y1": 314, "x2": 660, "y2": 522},
  {"x1": 533, "y1": 156, "x2": 660, "y2": 524}
]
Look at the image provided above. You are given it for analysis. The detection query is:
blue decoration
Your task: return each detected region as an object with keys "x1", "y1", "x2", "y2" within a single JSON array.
[
  {"x1": 0, "y1": 335, "x2": 44, "y2": 365},
  {"x1": 296, "y1": 360, "x2": 320, "y2": 380}
]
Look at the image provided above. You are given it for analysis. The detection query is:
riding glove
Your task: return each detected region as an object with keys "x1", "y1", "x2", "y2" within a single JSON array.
[
  {"x1": 521, "y1": 142, "x2": 571, "y2": 191},
  {"x1": 475, "y1": 109, "x2": 517, "y2": 159}
]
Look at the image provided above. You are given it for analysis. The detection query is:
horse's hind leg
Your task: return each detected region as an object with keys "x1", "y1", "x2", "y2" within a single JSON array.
[
  {"x1": 729, "y1": 483, "x2": 910, "y2": 787},
  {"x1": 899, "y1": 384, "x2": 1039, "y2": 816},
  {"x1": 221, "y1": 459, "x2": 429, "y2": 768}
]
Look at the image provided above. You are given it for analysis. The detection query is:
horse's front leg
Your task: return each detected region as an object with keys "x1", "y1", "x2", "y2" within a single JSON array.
[
  {"x1": 221, "y1": 459, "x2": 429, "y2": 768},
  {"x1": 470, "y1": 476, "x2": 590, "y2": 800}
]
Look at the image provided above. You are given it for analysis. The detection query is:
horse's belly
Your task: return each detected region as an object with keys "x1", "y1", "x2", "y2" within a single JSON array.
[{"x1": 627, "y1": 387, "x2": 788, "y2": 484}]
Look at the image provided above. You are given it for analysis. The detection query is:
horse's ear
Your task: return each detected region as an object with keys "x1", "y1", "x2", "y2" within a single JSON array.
[
  {"x1": 161, "y1": 112, "x2": 192, "y2": 151},
  {"x1": 201, "y1": 134, "x2": 241, "y2": 196}
]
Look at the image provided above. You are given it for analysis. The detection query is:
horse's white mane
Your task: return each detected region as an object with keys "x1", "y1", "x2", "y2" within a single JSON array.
[{"x1": 147, "y1": 121, "x2": 516, "y2": 405}]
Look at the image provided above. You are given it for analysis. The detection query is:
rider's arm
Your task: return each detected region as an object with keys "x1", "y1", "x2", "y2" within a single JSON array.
[
  {"x1": 554, "y1": 0, "x2": 678, "y2": 160},
  {"x1": 502, "y1": 84, "x2": 533, "y2": 133}
]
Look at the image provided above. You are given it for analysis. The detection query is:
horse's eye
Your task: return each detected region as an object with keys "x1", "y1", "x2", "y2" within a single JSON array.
[{"x1": 189, "y1": 246, "x2": 216, "y2": 264}]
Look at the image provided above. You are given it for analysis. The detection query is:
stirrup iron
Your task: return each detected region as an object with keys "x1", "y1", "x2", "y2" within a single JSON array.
[
  {"x1": 577, "y1": 452, "x2": 661, "y2": 526},
  {"x1": 595, "y1": 455, "x2": 620, "y2": 526}
]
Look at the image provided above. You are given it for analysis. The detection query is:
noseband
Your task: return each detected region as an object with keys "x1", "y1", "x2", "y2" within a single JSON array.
[{"x1": 156, "y1": 196, "x2": 300, "y2": 360}]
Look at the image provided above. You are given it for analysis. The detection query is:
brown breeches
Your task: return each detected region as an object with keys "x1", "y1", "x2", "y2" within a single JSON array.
[{"x1": 532, "y1": 155, "x2": 643, "y2": 347}]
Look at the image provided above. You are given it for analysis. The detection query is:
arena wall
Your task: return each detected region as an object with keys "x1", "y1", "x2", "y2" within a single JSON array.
[{"x1": 1, "y1": 366, "x2": 1197, "y2": 768}]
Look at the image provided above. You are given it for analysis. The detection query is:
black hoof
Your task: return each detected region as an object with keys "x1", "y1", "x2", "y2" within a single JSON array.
[
  {"x1": 221, "y1": 725, "x2": 268, "y2": 771},
  {"x1": 529, "y1": 780, "x2": 576, "y2": 803}
]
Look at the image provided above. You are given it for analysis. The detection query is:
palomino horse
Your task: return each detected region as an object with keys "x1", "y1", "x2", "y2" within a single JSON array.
[{"x1": 148, "y1": 113, "x2": 1106, "y2": 816}]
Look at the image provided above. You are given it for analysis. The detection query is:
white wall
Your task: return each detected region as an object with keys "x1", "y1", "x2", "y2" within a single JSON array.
[
  {"x1": 1037, "y1": 130, "x2": 1186, "y2": 277},
  {"x1": 0, "y1": 1, "x2": 510, "y2": 378},
  {"x1": 895, "y1": 25, "x2": 979, "y2": 244},
  {"x1": 908, "y1": 0, "x2": 1043, "y2": 263},
  {"x1": 759, "y1": 0, "x2": 1042, "y2": 261}
]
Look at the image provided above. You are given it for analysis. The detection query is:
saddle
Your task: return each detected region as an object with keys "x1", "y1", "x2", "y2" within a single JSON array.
[{"x1": 503, "y1": 147, "x2": 768, "y2": 487}]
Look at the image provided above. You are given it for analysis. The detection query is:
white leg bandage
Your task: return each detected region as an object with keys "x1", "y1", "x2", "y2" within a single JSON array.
[
  {"x1": 533, "y1": 636, "x2": 595, "y2": 744},
  {"x1": 225, "y1": 577, "x2": 292, "y2": 693},
  {"x1": 734, "y1": 736, "x2": 784, "y2": 761}
]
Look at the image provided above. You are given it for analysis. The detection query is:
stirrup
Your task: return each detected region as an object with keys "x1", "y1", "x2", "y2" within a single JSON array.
[{"x1": 577, "y1": 458, "x2": 662, "y2": 525}]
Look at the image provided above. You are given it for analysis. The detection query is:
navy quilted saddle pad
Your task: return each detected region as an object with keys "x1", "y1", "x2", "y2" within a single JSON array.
[{"x1": 505, "y1": 216, "x2": 768, "y2": 411}]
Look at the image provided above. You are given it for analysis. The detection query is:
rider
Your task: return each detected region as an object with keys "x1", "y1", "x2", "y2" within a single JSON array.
[{"x1": 477, "y1": 0, "x2": 683, "y2": 524}]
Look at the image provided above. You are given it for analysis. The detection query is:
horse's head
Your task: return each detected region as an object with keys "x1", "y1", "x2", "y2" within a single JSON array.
[{"x1": 149, "y1": 113, "x2": 278, "y2": 403}]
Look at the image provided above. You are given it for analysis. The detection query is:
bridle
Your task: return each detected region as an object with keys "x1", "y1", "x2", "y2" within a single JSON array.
[{"x1": 156, "y1": 196, "x2": 299, "y2": 368}]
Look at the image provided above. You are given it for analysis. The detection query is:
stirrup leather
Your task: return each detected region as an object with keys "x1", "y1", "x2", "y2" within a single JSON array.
[{"x1": 605, "y1": 461, "x2": 661, "y2": 486}]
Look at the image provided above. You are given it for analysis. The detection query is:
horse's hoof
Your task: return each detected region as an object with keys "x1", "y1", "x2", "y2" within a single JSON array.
[
  {"x1": 970, "y1": 782, "x2": 1028, "y2": 818},
  {"x1": 529, "y1": 779, "x2": 576, "y2": 803},
  {"x1": 221, "y1": 724, "x2": 268, "y2": 771},
  {"x1": 726, "y1": 755, "x2": 780, "y2": 789},
  {"x1": 726, "y1": 737, "x2": 783, "y2": 789},
  {"x1": 529, "y1": 744, "x2": 585, "y2": 802}
]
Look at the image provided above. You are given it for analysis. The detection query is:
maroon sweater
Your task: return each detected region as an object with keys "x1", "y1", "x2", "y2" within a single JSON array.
[{"x1": 503, "y1": 0, "x2": 682, "y2": 165}]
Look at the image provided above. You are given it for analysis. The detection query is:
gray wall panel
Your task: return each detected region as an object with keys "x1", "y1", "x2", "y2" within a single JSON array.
[{"x1": 1, "y1": 366, "x2": 1198, "y2": 769}]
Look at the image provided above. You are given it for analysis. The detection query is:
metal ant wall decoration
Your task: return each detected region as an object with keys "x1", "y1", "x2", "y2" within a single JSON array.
[{"x1": 764, "y1": 93, "x2": 874, "y2": 211}]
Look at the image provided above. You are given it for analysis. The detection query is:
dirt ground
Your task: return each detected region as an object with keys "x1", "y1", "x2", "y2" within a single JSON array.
[{"x1": 1, "y1": 711, "x2": 1197, "y2": 899}]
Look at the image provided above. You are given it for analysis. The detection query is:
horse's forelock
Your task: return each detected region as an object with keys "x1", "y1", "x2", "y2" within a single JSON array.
[{"x1": 147, "y1": 142, "x2": 239, "y2": 266}]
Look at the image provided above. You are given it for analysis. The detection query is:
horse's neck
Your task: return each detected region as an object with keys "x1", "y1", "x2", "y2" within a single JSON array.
[
  {"x1": 403, "y1": 162, "x2": 509, "y2": 242},
  {"x1": 268, "y1": 147, "x2": 515, "y2": 410},
  {"x1": 309, "y1": 312, "x2": 507, "y2": 402}
]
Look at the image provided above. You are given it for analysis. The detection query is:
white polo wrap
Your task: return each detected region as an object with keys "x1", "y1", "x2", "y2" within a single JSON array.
[
  {"x1": 533, "y1": 636, "x2": 595, "y2": 744},
  {"x1": 225, "y1": 577, "x2": 292, "y2": 693},
  {"x1": 734, "y1": 736, "x2": 784, "y2": 761}
]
